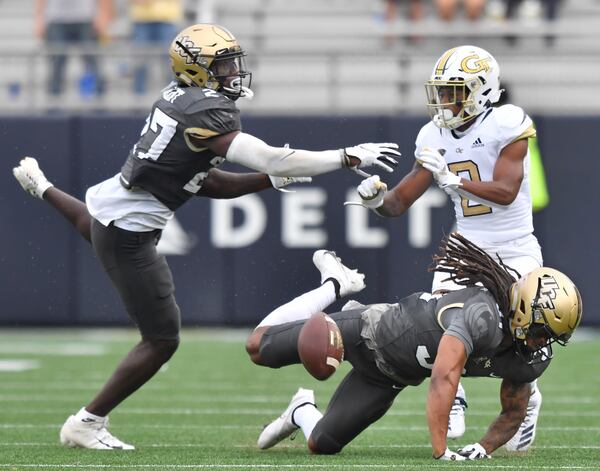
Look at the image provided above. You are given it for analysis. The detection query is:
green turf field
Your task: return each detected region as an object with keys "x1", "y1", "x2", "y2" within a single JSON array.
[{"x1": 0, "y1": 328, "x2": 599, "y2": 470}]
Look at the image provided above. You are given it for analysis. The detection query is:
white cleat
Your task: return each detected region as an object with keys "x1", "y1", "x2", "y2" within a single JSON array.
[
  {"x1": 312, "y1": 250, "x2": 365, "y2": 298},
  {"x1": 59, "y1": 415, "x2": 135, "y2": 450},
  {"x1": 258, "y1": 388, "x2": 315, "y2": 450},
  {"x1": 12, "y1": 156, "x2": 53, "y2": 199},
  {"x1": 447, "y1": 383, "x2": 467, "y2": 439},
  {"x1": 505, "y1": 386, "x2": 542, "y2": 452}
]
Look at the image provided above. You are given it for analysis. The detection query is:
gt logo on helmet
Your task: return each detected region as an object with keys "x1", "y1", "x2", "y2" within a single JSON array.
[{"x1": 460, "y1": 55, "x2": 491, "y2": 74}]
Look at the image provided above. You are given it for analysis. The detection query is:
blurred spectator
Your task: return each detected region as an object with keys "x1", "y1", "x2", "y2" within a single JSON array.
[
  {"x1": 381, "y1": 0, "x2": 425, "y2": 45},
  {"x1": 130, "y1": 0, "x2": 183, "y2": 95},
  {"x1": 383, "y1": 0, "x2": 425, "y2": 23},
  {"x1": 35, "y1": 0, "x2": 113, "y2": 97},
  {"x1": 505, "y1": 0, "x2": 562, "y2": 21},
  {"x1": 504, "y1": 0, "x2": 563, "y2": 45},
  {"x1": 435, "y1": 0, "x2": 486, "y2": 21}
]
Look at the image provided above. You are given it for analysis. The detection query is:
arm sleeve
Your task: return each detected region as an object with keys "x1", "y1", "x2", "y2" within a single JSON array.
[{"x1": 225, "y1": 132, "x2": 345, "y2": 177}]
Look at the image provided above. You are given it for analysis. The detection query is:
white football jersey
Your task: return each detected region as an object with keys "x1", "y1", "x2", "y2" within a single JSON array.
[{"x1": 415, "y1": 104, "x2": 536, "y2": 244}]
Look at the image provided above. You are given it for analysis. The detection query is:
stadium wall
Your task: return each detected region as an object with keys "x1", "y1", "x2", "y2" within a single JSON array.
[{"x1": 1, "y1": 115, "x2": 597, "y2": 326}]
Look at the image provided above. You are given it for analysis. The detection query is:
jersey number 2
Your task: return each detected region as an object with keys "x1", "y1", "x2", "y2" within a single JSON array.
[{"x1": 448, "y1": 160, "x2": 492, "y2": 217}]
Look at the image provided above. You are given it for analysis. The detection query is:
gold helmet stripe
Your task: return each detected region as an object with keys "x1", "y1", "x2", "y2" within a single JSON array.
[{"x1": 435, "y1": 47, "x2": 458, "y2": 76}]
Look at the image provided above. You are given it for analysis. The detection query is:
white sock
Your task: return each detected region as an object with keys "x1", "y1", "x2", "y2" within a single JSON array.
[
  {"x1": 74, "y1": 407, "x2": 105, "y2": 422},
  {"x1": 456, "y1": 382, "x2": 466, "y2": 400},
  {"x1": 529, "y1": 379, "x2": 538, "y2": 395},
  {"x1": 293, "y1": 403, "x2": 323, "y2": 440},
  {"x1": 256, "y1": 282, "x2": 336, "y2": 328}
]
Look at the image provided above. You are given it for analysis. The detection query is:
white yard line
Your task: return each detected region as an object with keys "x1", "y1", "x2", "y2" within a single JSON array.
[
  {"x1": 2, "y1": 407, "x2": 600, "y2": 418},
  {"x1": 1, "y1": 442, "x2": 600, "y2": 450},
  {"x1": 0, "y1": 344, "x2": 107, "y2": 356},
  {"x1": 0, "y1": 464, "x2": 597, "y2": 469},
  {"x1": 0, "y1": 394, "x2": 597, "y2": 406},
  {"x1": 0, "y1": 360, "x2": 40, "y2": 372},
  {"x1": 2, "y1": 423, "x2": 600, "y2": 432}
]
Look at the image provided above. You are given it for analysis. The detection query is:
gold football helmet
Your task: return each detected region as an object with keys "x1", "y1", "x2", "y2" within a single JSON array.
[
  {"x1": 169, "y1": 24, "x2": 252, "y2": 99},
  {"x1": 508, "y1": 267, "x2": 582, "y2": 363}
]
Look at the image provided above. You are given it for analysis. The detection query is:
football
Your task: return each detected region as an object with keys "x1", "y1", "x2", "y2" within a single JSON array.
[{"x1": 297, "y1": 313, "x2": 344, "y2": 380}]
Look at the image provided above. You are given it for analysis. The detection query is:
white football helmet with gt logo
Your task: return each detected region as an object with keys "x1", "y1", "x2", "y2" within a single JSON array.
[
  {"x1": 425, "y1": 45, "x2": 503, "y2": 130},
  {"x1": 508, "y1": 267, "x2": 583, "y2": 363},
  {"x1": 169, "y1": 24, "x2": 253, "y2": 100}
]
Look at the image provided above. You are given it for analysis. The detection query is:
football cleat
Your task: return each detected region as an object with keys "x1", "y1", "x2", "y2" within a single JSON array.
[
  {"x1": 60, "y1": 415, "x2": 135, "y2": 450},
  {"x1": 12, "y1": 157, "x2": 53, "y2": 199},
  {"x1": 257, "y1": 388, "x2": 315, "y2": 450},
  {"x1": 505, "y1": 386, "x2": 542, "y2": 452},
  {"x1": 312, "y1": 250, "x2": 366, "y2": 299},
  {"x1": 447, "y1": 383, "x2": 467, "y2": 439}
]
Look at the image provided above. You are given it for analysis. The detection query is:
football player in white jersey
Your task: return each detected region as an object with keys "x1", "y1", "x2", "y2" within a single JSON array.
[{"x1": 355, "y1": 45, "x2": 542, "y2": 452}]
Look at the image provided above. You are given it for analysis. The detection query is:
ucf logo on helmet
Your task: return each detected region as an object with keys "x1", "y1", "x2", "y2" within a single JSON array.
[
  {"x1": 538, "y1": 276, "x2": 560, "y2": 310},
  {"x1": 175, "y1": 36, "x2": 202, "y2": 65}
]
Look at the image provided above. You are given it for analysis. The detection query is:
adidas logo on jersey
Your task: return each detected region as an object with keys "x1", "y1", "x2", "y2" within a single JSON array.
[{"x1": 471, "y1": 137, "x2": 485, "y2": 148}]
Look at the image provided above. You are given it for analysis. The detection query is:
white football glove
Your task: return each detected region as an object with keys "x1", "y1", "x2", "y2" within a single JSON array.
[
  {"x1": 416, "y1": 147, "x2": 462, "y2": 191},
  {"x1": 457, "y1": 443, "x2": 492, "y2": 460},
  {"x1": 357, "y1": 175, "x2": 387, "y2": 209},
  {"x1": 268, "y1": 175, "x2": 312, "y2": 192},
  {"x1": 343, "y1": 143, "x2": 400, "y2": 173},
  {"x1": 434, "y1": 448, "x2": 466, "y2": 461}
]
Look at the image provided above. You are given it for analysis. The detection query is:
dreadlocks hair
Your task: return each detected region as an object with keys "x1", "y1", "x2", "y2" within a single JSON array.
[{"x1": 431, "y1": 232, "x2": 520, "y2": 316}]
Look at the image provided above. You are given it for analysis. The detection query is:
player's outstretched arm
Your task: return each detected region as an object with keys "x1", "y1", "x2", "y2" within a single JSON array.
[
  {"x1": 197, "y1": 169, "x2": 312, "y2": 198},
  {"x1": 204, "y1": 131, "x2": 399, "y2": 178},
  {"x1": 477, "y1": 379, "x2": 530, "y2": 453},
  {"x1": 195, "y1": 169, "x2": 271, "y2": 198}
]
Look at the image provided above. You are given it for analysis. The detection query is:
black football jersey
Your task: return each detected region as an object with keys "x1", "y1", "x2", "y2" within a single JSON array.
[
  {"x1": 360, "y1": 287, "x2": 549, "y2": 386},
  {"x1": 120, "y1": 84, "x2": 241, "y2": 210}
]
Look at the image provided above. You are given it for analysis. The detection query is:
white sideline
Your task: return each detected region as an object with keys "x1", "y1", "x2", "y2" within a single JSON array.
[{"x1": 1, "y1": 442, "x2": 600, "y2": 450}]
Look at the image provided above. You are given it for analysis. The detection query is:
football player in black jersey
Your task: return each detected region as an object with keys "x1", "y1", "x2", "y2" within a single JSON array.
[
  {"x1": 12, "y1": 24, "x2": 399, "y2": 450},
  {"x1": 246, "y1": 233, "x2": 582, "y2": 460}
]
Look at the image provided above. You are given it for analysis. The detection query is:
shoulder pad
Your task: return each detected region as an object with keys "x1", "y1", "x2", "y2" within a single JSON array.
[
  {"x1": 414, "y1": 121, "x2": 439, "y2": 154},
  {"x1": 494, "y1": 104, "x2": 531, "y2": 129},
  {"x1": 493, "y1": 105, "x2": 535, "y2": 144}
]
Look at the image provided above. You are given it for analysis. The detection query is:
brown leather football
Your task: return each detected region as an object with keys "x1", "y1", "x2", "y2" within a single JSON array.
[{"x1": 298, "y1": 313, "x2": 344, "y2": 380}]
